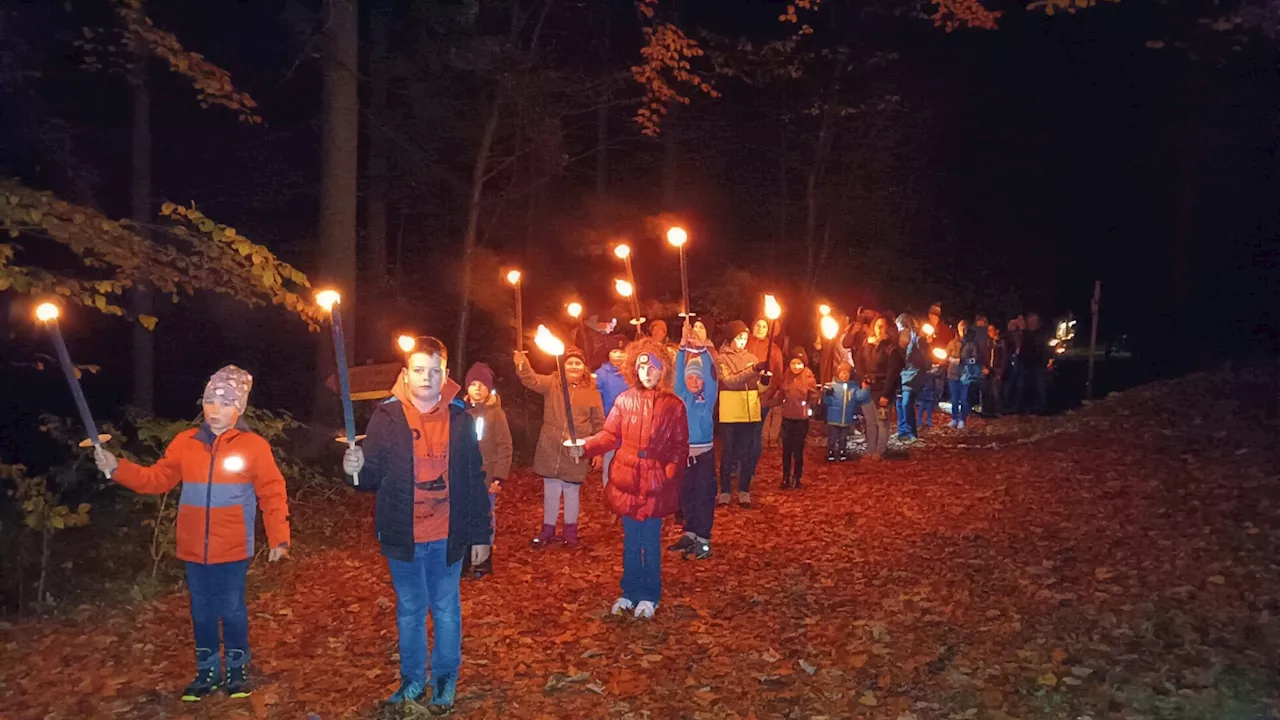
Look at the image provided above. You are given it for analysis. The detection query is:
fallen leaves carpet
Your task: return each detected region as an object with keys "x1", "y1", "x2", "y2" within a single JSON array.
[{"x1": 2, "y1": 368, "x2": 1278, "y2": 719}]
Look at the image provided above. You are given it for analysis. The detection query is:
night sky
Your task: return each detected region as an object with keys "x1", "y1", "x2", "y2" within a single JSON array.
[{"x1": 1, "y1": 0, "x2": 1277, "y2": 428}]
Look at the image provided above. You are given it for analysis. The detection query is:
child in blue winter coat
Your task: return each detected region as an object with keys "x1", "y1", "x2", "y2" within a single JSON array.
[
  {"x1": 670, "y1": 322, "x2": 719, "y2": 559},
  {"x1": 824, "y1": 362, "x2": 868, "y2": 462}
]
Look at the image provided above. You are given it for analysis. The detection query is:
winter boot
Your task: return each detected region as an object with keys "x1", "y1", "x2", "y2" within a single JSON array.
[
  {"x1": 530, "y1": 523, "x2": 557, "y2": 548},
  {"x1": 427, "y1": 673, "x2": 457, "y2": 715},
  {"x1": 472, "y1": 549, "x2": 493, "y2": 579},
  {"x1": 738, "y1": 491, "x2": 753, "y2": 509},
  {"x1": 181, "y1": 660, "x2": 222, "y2": 702},
  {"x1": 561, "y1": 523, "x2": 580, "y2": 549},
  {"x1": 387, "y1": 677, "x2": 428, "y2": 704},
  {"x1": 717, "y1": 493, "x2": 731, "y2": 507},
  {"x1": 225, "y1": 664, "x2": 253, "y2": 698}
]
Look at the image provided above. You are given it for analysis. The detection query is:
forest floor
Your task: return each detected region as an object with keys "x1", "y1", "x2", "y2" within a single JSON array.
[{"x1": 2, "y1": 368, "x2": 1278, "y2": 720}]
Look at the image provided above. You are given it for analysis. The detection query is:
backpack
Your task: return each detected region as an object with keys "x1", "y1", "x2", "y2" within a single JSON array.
[{"x1": 960, "y1": 339, "x2": 983, "y2": 385}]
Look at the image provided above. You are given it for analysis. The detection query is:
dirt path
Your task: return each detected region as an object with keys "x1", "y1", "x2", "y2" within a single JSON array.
[{"x1": 2, "y1": 371, "x2": 1278, "y2": 719}]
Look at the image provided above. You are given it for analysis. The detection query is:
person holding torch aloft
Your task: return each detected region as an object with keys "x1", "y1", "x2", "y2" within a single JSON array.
[
  {"x1": 568, "y1": 338, "x2": 688, "y2": 619},
  {"x1": 515, "y1": 342, "x2": 605, "y2": 549},
  {"x1": 93, "y1": 365, "x2": 290, "y2": 703},
  {"x1": 341, "y1": 336, "x2": 493, "y2": 712},
  {"x1": 716, "y1": 321, "x2": 769, "y2": 508},
  {"x1": 670, "y1": 320, "x2": 720, "y2": 559}
]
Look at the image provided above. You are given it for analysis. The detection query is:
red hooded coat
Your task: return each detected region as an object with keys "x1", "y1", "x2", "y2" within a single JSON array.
[{"x1": 582, "y1": 387, "x2": 688, "y2": 521}]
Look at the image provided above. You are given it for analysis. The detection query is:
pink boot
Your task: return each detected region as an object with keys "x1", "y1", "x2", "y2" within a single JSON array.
[
  {"x1": 530, "y1": 523, "x2": 556, "y2": 549},
  {"x1": 561, "y1": 523, "x2": 580, "y2": 549}
]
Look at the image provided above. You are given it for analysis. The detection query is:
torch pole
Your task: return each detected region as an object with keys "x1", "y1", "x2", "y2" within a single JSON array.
[
  {"x1": 330, "y1": 302, "x2": 359, "y2": 485},
  {"x1": 678, "y1": 244, "x2": 690, "y2": 319},
  {"x1": 46, "y1": 320, "x2": 109, "y2": 477},
  {"x1": 1086, "y1": 280, "x2": 1101, "y2": 401},
  {"x1": 514, "y1": 281, "x2": 525, "y2": 352},
  {"x1": 555, "y1": 353, "x2": 581, "y2": 460}
]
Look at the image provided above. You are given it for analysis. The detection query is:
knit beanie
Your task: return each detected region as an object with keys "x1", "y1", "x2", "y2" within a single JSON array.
[
  {"x1": 203, "y1": 365, "x2": 252, "y2": 413},
  {"x1": 464, "y1": 362, "x2": 495, "y2": 391},
  {"x1": 603, "y1": 334, "x2": 628, "y2": 352},
  {"x1": 790, "y1": 346, "x2": 808, "y2": 362},
  {"x1": 564, "y1": 345, "x2": 588, "y2": 365},
  {"x1": 683, "y1": 354, "x2": 706, "y2": 380},
  {"x1": 726, "y1": 320, "x2": 749, "y2": 341}
]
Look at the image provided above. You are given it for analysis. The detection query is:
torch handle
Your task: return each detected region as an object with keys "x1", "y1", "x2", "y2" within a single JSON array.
[
  {"x1": 679, "y1": 246, "x2": 690, "y2": 317},
  {"x1": 555, "y1": 356, "x2": 578, "y2": 446},
  {"x1": 48, "y1": 322, "x2": 103, "y2": 449},
  {"x1": 348, "y1": 439, "x2": 360, "y2": 487},
  {"x1": 514, "y1": 285, "x2": 524, "y2": 352}
]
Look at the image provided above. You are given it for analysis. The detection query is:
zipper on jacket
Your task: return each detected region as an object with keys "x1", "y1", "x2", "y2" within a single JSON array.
[{"x1": 204, "y1": 435, "x2": 220, "y2": 564}]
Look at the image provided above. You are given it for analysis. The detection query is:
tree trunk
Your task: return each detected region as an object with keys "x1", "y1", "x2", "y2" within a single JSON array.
[
  {"x1": 37, "y1": 526, "x2": 49, "y2": 607},
  {"x1": 803, "y1": 50, "x2": 847, "y2": 289},
  {"x1": 366, "y1": 0, "x2": 391, "y2": 291},
  {"x1": 454, "y1": 99, "x2": 501, "y2": 375},
  {"x1": 596, "y1": 6, "x2": 611, "y2": 201},
  {"x1": 130, "y1": 55, "x2": 154, "y2": 412},
  {"x1": 662, "y1": 104, "x2": 678, "y2": 208},
  {"x1": 313, "y1": 0, "x2": 359, "y2": 420}
]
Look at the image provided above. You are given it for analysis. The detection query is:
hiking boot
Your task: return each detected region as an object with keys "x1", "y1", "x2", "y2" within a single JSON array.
[
  {"x1": 387, "y1": 677, "x2": 427, "y2": 704},
  {"x1": 181, "y1": 666, "x2": 222, "y2": 702},
  {"x1": 530, "y1": 523, "x2": 556, "y2": 549},
  {"x1": 717, "y1": 493, "x2": 731, "y2": 507},
  {"x1": 561, "y1": 523, "x2": 580, "y2": 549},
  {"x1": 226, "y1": 664, "x2": 253, "y2": 698},
  {"x1": 738, "y1": 491, "x2": 753, "y2": 508},
  {"x1": 611, "y1": 597, "x2": 635, "y2": 616},
  {"x1": 683, "y1": 540, "x2": 712, "y2": 560},
  {"x1": 428, "y1": 673, "x2": 457, "y2": 715},
  {"x1": 667, "y1": 534, "x2": 695, "y2": 552}
]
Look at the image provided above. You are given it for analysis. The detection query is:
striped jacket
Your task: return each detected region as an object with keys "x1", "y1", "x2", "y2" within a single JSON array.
[{"x1": 114, "y1": 421, "x2": 290, "y2": 564}]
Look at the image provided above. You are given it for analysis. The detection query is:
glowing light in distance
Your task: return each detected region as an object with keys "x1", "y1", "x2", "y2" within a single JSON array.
[
  {"x1": 614, "y1": 279, "x2": 634, "y2": 298},
  {"x1": 397, "y1": 335, "x2": 417, "y2": 353},
  {"x1": 315, "y1": 289, "x2": 341, "y2": 312},
  {"x1": 505, "y1": 269, "x2": 522, "y2": 285},
  {"x1": 35, "y1": 303, "x2": 60, "y2": 322},
  {"x1": 614, "y1": 244, "x2": 631, "y2": 260},
  {"x1": 666, "y1": 227, "x2": 687, "y2": 247},
  {"x1": 567, "y1": 302, "x2": 583, "y2": 319}
]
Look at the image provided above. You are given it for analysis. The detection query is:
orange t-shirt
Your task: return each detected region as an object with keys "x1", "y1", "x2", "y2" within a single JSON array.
[{"x1": 397, "y1": 379, "x2": 460, "y2": 543}]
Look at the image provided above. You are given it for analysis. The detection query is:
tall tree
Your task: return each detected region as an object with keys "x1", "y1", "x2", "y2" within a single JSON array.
[
  {"x1": 130, "y1": 48, "x2": 154, "y2": 412},
  {"x1": 315, "y1": 0, "x2": 359, "y2": 418},
  {"x1": 366, "y1": 0, "x2": 392, "y2": 294}
]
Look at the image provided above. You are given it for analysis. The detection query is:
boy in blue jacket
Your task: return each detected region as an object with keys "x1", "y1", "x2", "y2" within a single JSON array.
[
  {"x1": 594, "y1": 334, "x2": 630, "y2": 486},
  {"x1": 670, "y1": 322, "x2": 719, "y2": 560},
  {"x1": 824, "y1": 362, "x2": 861, "y2": 462}
]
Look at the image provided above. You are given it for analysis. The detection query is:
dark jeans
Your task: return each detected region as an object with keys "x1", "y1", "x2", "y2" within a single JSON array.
[
  {"x1": 781, "y1": 418, "x2": 808, "y2": 480},
  {"x1": 948, "y1": 379, "x2": 971, "y2": 423},
  {"x1": 1027, "y1": 366, "x2": 1048, "y2": 414},
  {"x1": 896, "y1": 387, "x2": 918, "y2": 438},
  {"x1": 826, "y1": 424, "x2": 851, "y2": 456},
  {"x1": 982, "y1": 374, "x2": 1002, "y2": 415},
  {"x1": 684, "y1": 451, "x2": 717, "y2": 540},
  {"x1": 621, "y1": 516, "x2": 662, "y2": 603},
  {"x1": 185, "y1": 558, "x2": 251, "y2": 671},
  {"x1": 720, "y1": 422, "x2": 762, "y2": 494},
  {"x1": 387, "y1": 540, "x2": 463, "y2": 684}
]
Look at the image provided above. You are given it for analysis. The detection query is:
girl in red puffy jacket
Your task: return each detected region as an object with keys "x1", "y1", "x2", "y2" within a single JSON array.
[{"x1": 570, "y1": 339, "x2": 689, "y2": 619}]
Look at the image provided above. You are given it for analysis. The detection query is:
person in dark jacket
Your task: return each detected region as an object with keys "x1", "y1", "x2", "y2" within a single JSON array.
[
  {"x1": 462, "y1": 362, "x2": 512, "y2": 579},
  {"x1": 594, "y1": 334, "x2": 630, "y2": 487},
  {"x1": 1022, "y1": 313, "x2": 1051, "y2": 414},
  {"x1": 982, "y1": 324, "x2": 1007, "y2": 416},
  {"x1": 342, "y1": 337, "x2": 493, "y2": 714}
]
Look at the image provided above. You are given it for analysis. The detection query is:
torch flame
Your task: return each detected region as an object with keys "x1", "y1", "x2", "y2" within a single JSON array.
[
  {"x1": 534, "y1": 325, "x2": 565, "y2": 356},
  {"x1": 397, "y1": 335, "x2": 417, "y2": 353},
  {"x1": 821, "y1": 315, "x2": 839, "y2": 340},
  {"x1": 315, "y1": 289, "x2": 341, "y2": 313},
  {"x1": 922, "y1": 323, "x2": 935, "y2": 337},
  {"x1": 666, "y1": 227, "x2": 687, "y2": 248},
  {"x1": 505, "y1": 269, "x2": 522, "y2": 286},
  {"x1": 567, "y1": 302, "x2": 583, "y2": 319},
  {"x1": 818, "y1": 304, "x2": 831, "y2": 316},
  {"x1": 35, "y1": 303, "x2": 60, "y2": 322},
  {"x1": 932, "y1": 347, "x2": 948, "y2": 361},
  {"x1": 613, "y1": 244, "x2": 631, "y2": 260},
  {"x1": 764, "y1": 294, "x2": 782, "y2": 321},
  {"x1": 614, "y1": 279, "x2": 634, "y2": 298}
]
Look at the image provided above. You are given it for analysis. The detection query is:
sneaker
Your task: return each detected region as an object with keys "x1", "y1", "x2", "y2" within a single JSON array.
[
  {"x1": 956, "y1": 421, "x2": 966, "y2": 430},
  {"x1": 225, "y1": 664, "x2": 253, "y2": 698},
  {"x1": 428, "y1": 674, "x2": 457, "y2": 715},
  {"x1": 181, "y1": 666, "x2": 222, "y2": 702},
  {"x1": 667, "y1": 534, "x2": 695, "y2": 552},
  {"x1": 738, "y1": 491, "x2": 753, "y2": 509},
  {"x1": 684, "y1": 541, "x2": 712, "y2": 560},
  {"x1": 530, "y1": 523, "x2": 557, "y2": 549},
  {"x1": 948, "y1": 420, "x2": 958, "y2": 429},
  {"x1": 560, "y1": 523, "x2": 580, "y2": 549},
  {"x1": 611, "y1": 597, "x2": 635, "y2": 616},
  {"x1": 826, "y1": 452, "x2": 837, "y2": 463},
  {"x1": 471, "y1": 550, "x2": 493, "y2": 580},
  {"x1": 388, "y1": 677, "x2": 427, "y2": 704},
  {"x1": 634, "y1": 601, "x2": 658, "y2": 619},
  {"x1": 717, "y1": 493, "x2": 731, "y2": 507}
]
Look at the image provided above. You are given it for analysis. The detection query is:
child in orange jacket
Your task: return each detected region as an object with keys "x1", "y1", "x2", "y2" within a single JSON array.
[{"x1": 95, "y1": 365, "x2": 290, "y2": 702}]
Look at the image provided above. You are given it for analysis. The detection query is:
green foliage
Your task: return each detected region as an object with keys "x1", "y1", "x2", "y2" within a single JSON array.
[
  {"x1": 0, "y1": 179, "x2": 322, "y2": 330},
  {"x1": 2, "y1": 465, "x2": 91, "y2": 533}
]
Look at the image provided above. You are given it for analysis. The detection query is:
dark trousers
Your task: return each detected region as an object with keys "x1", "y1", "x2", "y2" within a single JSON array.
[
  {"x1": 781, "y1": 418, "x2": 808, "y2": 481},
  {"x1": 683, "y1": 451, "x2": 717, "y2": 540},
  {"x1": 185, "y1": 558, "x2": 251, "y2": 671},
  {"x1": 720, "y1": 422, "x2": 762, "y2": 494},
  {"x1": 826, "y1": 424, "x2": 851, "y2": 456}
]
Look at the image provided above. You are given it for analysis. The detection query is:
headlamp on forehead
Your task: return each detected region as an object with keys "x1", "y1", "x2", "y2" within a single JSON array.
[{"x1": 639, "y1": 354, "x2": 651, "y2": 364}]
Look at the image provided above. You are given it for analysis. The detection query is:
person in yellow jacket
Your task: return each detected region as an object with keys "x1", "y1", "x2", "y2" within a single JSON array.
[
  {"x1": 714, "y1": 321, "x2": 770, "y2": 508},
  {"x1": 94, "y1": 365, "x2": 289, "y2": 702}
]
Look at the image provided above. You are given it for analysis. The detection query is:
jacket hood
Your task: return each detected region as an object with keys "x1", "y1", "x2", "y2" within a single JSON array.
[{"x1": 391, "y1": 372, "x2": 461, "y2": 412}]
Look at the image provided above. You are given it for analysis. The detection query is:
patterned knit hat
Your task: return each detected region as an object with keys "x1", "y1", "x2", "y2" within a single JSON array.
[
  {"x1": 202, "y1": 365, "x2": 252, "y2": 413},
  {"x1": 683, "y1": 353, "x2": 706, "y2": 380},
  {"x1": 564, "y1": 345, "x2": 587, "y2": 365}
]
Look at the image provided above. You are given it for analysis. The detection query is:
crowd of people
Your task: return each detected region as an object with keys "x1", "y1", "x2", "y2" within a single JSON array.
[{"x1": 85, "y1": 300, "x2": 1057, "y2": 713}]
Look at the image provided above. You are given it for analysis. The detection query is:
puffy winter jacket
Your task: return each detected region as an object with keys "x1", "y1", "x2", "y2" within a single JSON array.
[
  {"x1": 824, "y1": 381, "x2": 864, "y2": 426},
  {"x1": 582, "y1": 387, "x2": 688, "y2": 521},
  {"x1": 467, "y1": 393, "x2": 513, "y2": 482},
  {"x1": 716, "y1": 343, "x2": 763, "y2": 423},
  {"x1": 594, "y1": 362, "x2": 629, "y2": 416},
  {"x1": 765, "y1": 368, "x2": 819, "y2": 420},
  {"x1": 114, "y1": 421, "x2": 290, "y2": 565},
  {"x1": 517, "y1": 360, "x2": 605, "y2": 483}
]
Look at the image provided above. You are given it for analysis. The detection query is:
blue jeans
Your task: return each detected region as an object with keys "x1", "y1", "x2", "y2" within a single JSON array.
[
  {"x1": 387, "y1": 540, "x2": 463, "y2": 683},
  {"x1": 949, "y1": 380, "x2": 971, "y2": 423},
  {"x1": 185, "y1": 559, "x2": 251, "y2": 670},
  {"x1": 621, "y1": 517, "x2": 662, "y2": 603},
  {"x1": 896, "y1": 387, "x2": 917, "y2": 438}
]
